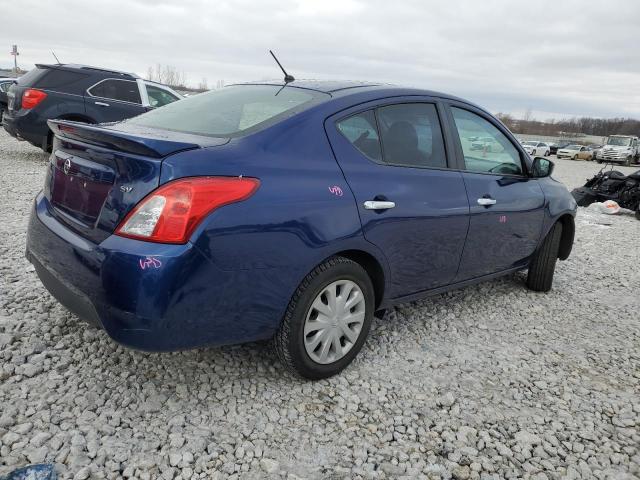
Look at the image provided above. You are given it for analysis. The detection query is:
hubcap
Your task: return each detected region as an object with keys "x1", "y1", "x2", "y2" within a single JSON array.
[{"x1": 303, "y1": 280, "x2": 366, "y2": 364}]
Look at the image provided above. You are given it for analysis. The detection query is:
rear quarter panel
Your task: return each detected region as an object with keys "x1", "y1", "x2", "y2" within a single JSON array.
[{"x1": 160, "y1": 110, "x2": 389, "y2": 332}]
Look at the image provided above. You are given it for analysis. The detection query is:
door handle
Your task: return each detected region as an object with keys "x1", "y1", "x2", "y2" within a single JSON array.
[
  {"x1": 477, "y1": 197, "x2": 497, "y2": 206},
  {"x1": 363, "y1": 200, "x2": 396, "y2": 210},
  {"x1": 94, "y1": 101, "x2": 110, "y2": 107}
]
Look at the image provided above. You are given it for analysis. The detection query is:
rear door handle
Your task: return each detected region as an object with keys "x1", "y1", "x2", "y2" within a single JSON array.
[
  {"x1": 94, "y1": 101, "x2": 110, "y2": 107},
  {"x1": 477, "y1": 197, "x2": 497, "y2": 206},
  {"x1": 363, "y1": 200, "x2": 396, "y2": 210}
]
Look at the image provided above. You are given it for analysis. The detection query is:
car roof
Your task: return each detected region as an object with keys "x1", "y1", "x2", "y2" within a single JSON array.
[
  {"x1": 232, "y1": 79, "x2": 476, "y2": 107},
  {"x1": 35, "y1": 63, "x2": 139, "y2": 79}
]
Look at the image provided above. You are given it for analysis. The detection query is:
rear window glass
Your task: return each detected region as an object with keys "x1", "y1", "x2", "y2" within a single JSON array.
[
  {"x1": 35, "y1": 69, "x2": 89, "y2": 89},
  {"x1": 129, "y1": 85, "x2": 327, "y2": 137}
]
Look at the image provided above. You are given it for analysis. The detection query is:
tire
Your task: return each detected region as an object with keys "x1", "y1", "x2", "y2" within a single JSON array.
[
  {"x1": 635, "y1": 208, "x2": 640, "y2": 221},
  {"x1": 572, "y1": 155, "x2": 577, "y2": 160},
  {"x1": 545, "y1": 150, "x2": 550, "y2": 156},
  {"x1": 526, "y1": 222, "x2": 563, "y2": 292},
  {"x1": 597, "y1": 158, "x2": 602, "y2": 164},
  {"x1": 625, "y1": 156, "x2": 632, "y2": 167},
  {"x1": 532, "y1": 149, "x2": 537, "y2": 156},
  {"x1": 273, "y1": 256, "x2": 375, "y2": 380}
]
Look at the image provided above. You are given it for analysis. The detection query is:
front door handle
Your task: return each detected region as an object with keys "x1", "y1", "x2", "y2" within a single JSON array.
[
  {"x1": 477, "y1": 197, "x2": 497, "y2": 206},
  {"x1": 364, "y1": 200, "x2": 396, "y2": 210},
  {"x1": 94, "y1": 101, "x2": 110, "y2": 107}
]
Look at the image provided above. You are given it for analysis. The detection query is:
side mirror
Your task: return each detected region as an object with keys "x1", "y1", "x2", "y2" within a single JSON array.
[{"x1": 531, "y1": 157, "x2": 554, "y2": 178}]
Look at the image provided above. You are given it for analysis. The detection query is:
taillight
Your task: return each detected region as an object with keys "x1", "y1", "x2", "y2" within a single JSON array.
[
  {"x1": 115, "y1": 176, "x2": 260, "y2": 244},
  {"x1": 21, "y1": 89, "x2": 48, "y2": 109}
]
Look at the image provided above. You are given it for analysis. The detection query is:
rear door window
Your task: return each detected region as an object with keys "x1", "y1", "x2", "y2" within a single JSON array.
[
  {"x1": 88, "y1": 79, "x2": 141, "y2": 104},
  {"x1": 336, "y1": 110, "x2": 382, "y2": 162},
  {"x1": 377, "y1": 103, "x2": 447, "y2": 168}
]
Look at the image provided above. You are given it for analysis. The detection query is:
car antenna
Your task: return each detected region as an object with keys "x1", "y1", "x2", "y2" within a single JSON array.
[
  {"x1": 51, "y1": 51, "x2": 62, "y2": 64},
  {"x1": 269, "y1": 50, "x2": 295, "y2": 83}
]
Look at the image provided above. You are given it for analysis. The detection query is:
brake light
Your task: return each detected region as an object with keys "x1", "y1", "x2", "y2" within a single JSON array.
[
  {"x1": 21, "y1": 89, "x2": 48, "y2": 109},
  {"x1": 115, "y1": 177, "x2": 260, "y2": 244}
]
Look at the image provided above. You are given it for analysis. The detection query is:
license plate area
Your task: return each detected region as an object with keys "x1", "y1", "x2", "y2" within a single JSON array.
[{"x1": 50, "y1": 151, "x2": 115, "y2": 226}]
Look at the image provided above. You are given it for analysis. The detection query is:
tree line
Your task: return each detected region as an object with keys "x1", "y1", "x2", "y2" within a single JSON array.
[{"x1": 496, "y1": 112, "x2": 640, "y2": 137}]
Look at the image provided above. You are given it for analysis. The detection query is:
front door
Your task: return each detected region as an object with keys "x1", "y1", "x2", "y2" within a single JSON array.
[
  {"x1": 326, "y1": 99, "x2": 470, "y2": 298},
  {"x1": 446, "y1": 105, "x2": 545, "y2": 281}
]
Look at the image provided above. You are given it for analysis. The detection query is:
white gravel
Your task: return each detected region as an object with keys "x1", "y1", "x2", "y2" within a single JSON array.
[{"x1": 0, "y1": 128, "x2": 638, "y2": 479}]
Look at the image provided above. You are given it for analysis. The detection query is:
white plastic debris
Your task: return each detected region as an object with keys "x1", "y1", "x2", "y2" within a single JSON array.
[{"x1": 586, "y1": 200, "x2": 634, "y2": 215}]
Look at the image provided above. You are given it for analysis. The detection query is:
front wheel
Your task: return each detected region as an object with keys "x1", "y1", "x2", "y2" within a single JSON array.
[
  {"x1": 273, "y1": 256, "x2": 375, "y2": 379},
  {"x1": 626, "y1": 156, "x2": 632, "y2": 167},
  {"x1": 545, "y1": 150, "x2": 550, "y2": 156},
  {"x1": 572, "y1": 155, "x2": 578, "y2": 160},
  {"x1": 527, "y1": 222, "x2": 563, "y2": 292}
]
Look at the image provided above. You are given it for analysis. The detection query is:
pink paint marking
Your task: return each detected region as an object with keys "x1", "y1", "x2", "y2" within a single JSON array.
[
  {"x1": 328, "y1": 185, "x2": 343, "y2": 197},
  {"x1": 499, "y1": 215, "x2": 507, "y2": 223},
  {"x1": 139, "y1": 257, "x2": 162, "y2": 270}
]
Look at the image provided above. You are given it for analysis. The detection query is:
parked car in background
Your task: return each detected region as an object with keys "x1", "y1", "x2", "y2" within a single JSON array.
[
  {"x1": 470, "y1": 136, "x2": 499, "y2": 151},
  {"x1": 26, "y1": 80, "x2": 576, "y2": 379},
  {"x1": 587, "y1": 144, "x2": 603, "y2": 160},
  {"x1": 549, "y1": 142, "x2": 571, "y2": 156},
  {"x1": 0, "y1": 78, "x2": 15, "y2": 122},
  {"x1": 595, "y1": 135, "x2": 639, "y2": 166},
  {"x1": 2, "y1": 64, "x2": 181, "y2": 151},
  {"x1": 522, "y1": 141, "x2": 550, "y2": 157},
  {"x1": 557, "y1": 144, "x2": 592, "y2": 160}
]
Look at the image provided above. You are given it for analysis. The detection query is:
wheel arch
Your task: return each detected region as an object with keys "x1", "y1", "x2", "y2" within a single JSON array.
[
  {"x1": 331, "y1": 249, "x2": 386, "y2": 310},
  {"x1": 556, "y1": 214, "x2": 575, "y2": 260}
]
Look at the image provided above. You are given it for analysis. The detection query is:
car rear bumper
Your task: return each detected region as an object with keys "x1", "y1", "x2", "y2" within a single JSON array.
[
  {"x1": 26, "y1": 192, "x2": 279, "y2": 351},
  {"x1": 2, "y1": 110, "x2": 48, "y2": 148}
]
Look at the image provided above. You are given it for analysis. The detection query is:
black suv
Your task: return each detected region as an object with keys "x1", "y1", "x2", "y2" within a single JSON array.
[{"x1": 2, "y1": 64, "x2": 181, "y2": 151}]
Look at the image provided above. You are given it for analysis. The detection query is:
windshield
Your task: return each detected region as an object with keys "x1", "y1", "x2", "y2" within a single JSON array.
[
  {"x1": 523, "y1": 141, "x2": 538, "y2": 146},
  {"x1": 607, "y1": 137, "x2": 632, "y2": 146},
  {"x1": 129, "y1": 84, "x2": 327, "y2": 137},
  {"x1": 566, "y1": 145, "x2": 582, "y2": 150}
]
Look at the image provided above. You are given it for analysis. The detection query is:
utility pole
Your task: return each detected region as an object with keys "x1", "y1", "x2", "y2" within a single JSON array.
[{"x1": 10, "y1": 45, "x2": 19, "y2": 73}]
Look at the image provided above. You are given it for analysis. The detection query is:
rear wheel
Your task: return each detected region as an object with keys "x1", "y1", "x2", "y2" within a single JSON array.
[
  {"x1": 527, "y1": 222, "x2": 563, "y2": 292},
  {"x1": 273, "y1": 256, "x2": 375, "y2": 379}
]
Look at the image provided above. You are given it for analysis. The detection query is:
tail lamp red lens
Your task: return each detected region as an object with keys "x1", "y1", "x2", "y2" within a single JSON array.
[
  {"x1": 21, "y1": 89, "x2": 48, "y2": 109},
  {"x1": 115, "y1": 177, "x2": 260, "y2": 244}
]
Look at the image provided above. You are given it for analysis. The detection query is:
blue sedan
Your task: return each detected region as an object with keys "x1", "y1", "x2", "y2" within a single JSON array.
[{"x1": 26, "y1": 81, "x2": 577, "y2": 379}]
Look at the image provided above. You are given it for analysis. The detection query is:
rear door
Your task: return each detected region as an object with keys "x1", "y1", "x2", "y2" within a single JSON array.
[
  {"x1": 326, "y1": 98, "x2": 470, "y2": 298},
  {"x1": 85, "y1": 78, "x2": 146, "y2": 122},
  {"x1": 444, "y1": 103, "x2": 545, "y2": 280}
]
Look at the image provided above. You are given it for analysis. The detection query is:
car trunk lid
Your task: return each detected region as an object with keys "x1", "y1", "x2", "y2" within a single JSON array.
[{"x1": 44, "y1": 120, "x2": 228, "y2": 243}]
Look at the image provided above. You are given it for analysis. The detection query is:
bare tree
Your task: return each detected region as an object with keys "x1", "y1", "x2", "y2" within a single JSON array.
[
  {"x1": 197, "y1": 78, "x2": 209, "y2": 91},
  {"x1": 146, "y1": 64, "x2": 187, "y2": 88}
]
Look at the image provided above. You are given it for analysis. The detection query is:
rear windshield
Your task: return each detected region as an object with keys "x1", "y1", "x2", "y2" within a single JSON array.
[{"x1": 129, "y1": 84, "x2": 327, "y2": 137}]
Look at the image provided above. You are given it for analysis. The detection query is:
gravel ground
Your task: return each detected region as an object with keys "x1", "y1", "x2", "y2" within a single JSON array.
[{"x1": 0, "y1": 129, "x2": 638, "y2": 480}]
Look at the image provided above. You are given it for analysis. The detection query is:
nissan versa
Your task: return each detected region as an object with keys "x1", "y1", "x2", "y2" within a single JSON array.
[{"x1": 25, "y1": 81, "x2": 577, "y2": 379}]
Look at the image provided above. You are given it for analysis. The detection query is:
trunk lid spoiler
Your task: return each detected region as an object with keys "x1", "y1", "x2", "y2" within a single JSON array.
[{"x1": 48, "y1": 119, "x2": 229, "y2": 158}]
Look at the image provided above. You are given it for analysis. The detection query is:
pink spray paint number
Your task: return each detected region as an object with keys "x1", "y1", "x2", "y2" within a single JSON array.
[
  {"x1": 139, "y1": 257, "x2": 162, "y2": 270},
  {"x1": 328, "y1": 185, "x2": 343, "y2": 197},
  {"x1": 499, "y1": 215, "x2": 507, "y2": 223}
]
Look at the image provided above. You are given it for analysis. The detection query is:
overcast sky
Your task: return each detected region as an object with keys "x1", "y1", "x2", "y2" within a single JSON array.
[{"x1": 2, "y1": 0, "x2": 639, "y2": 120}]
